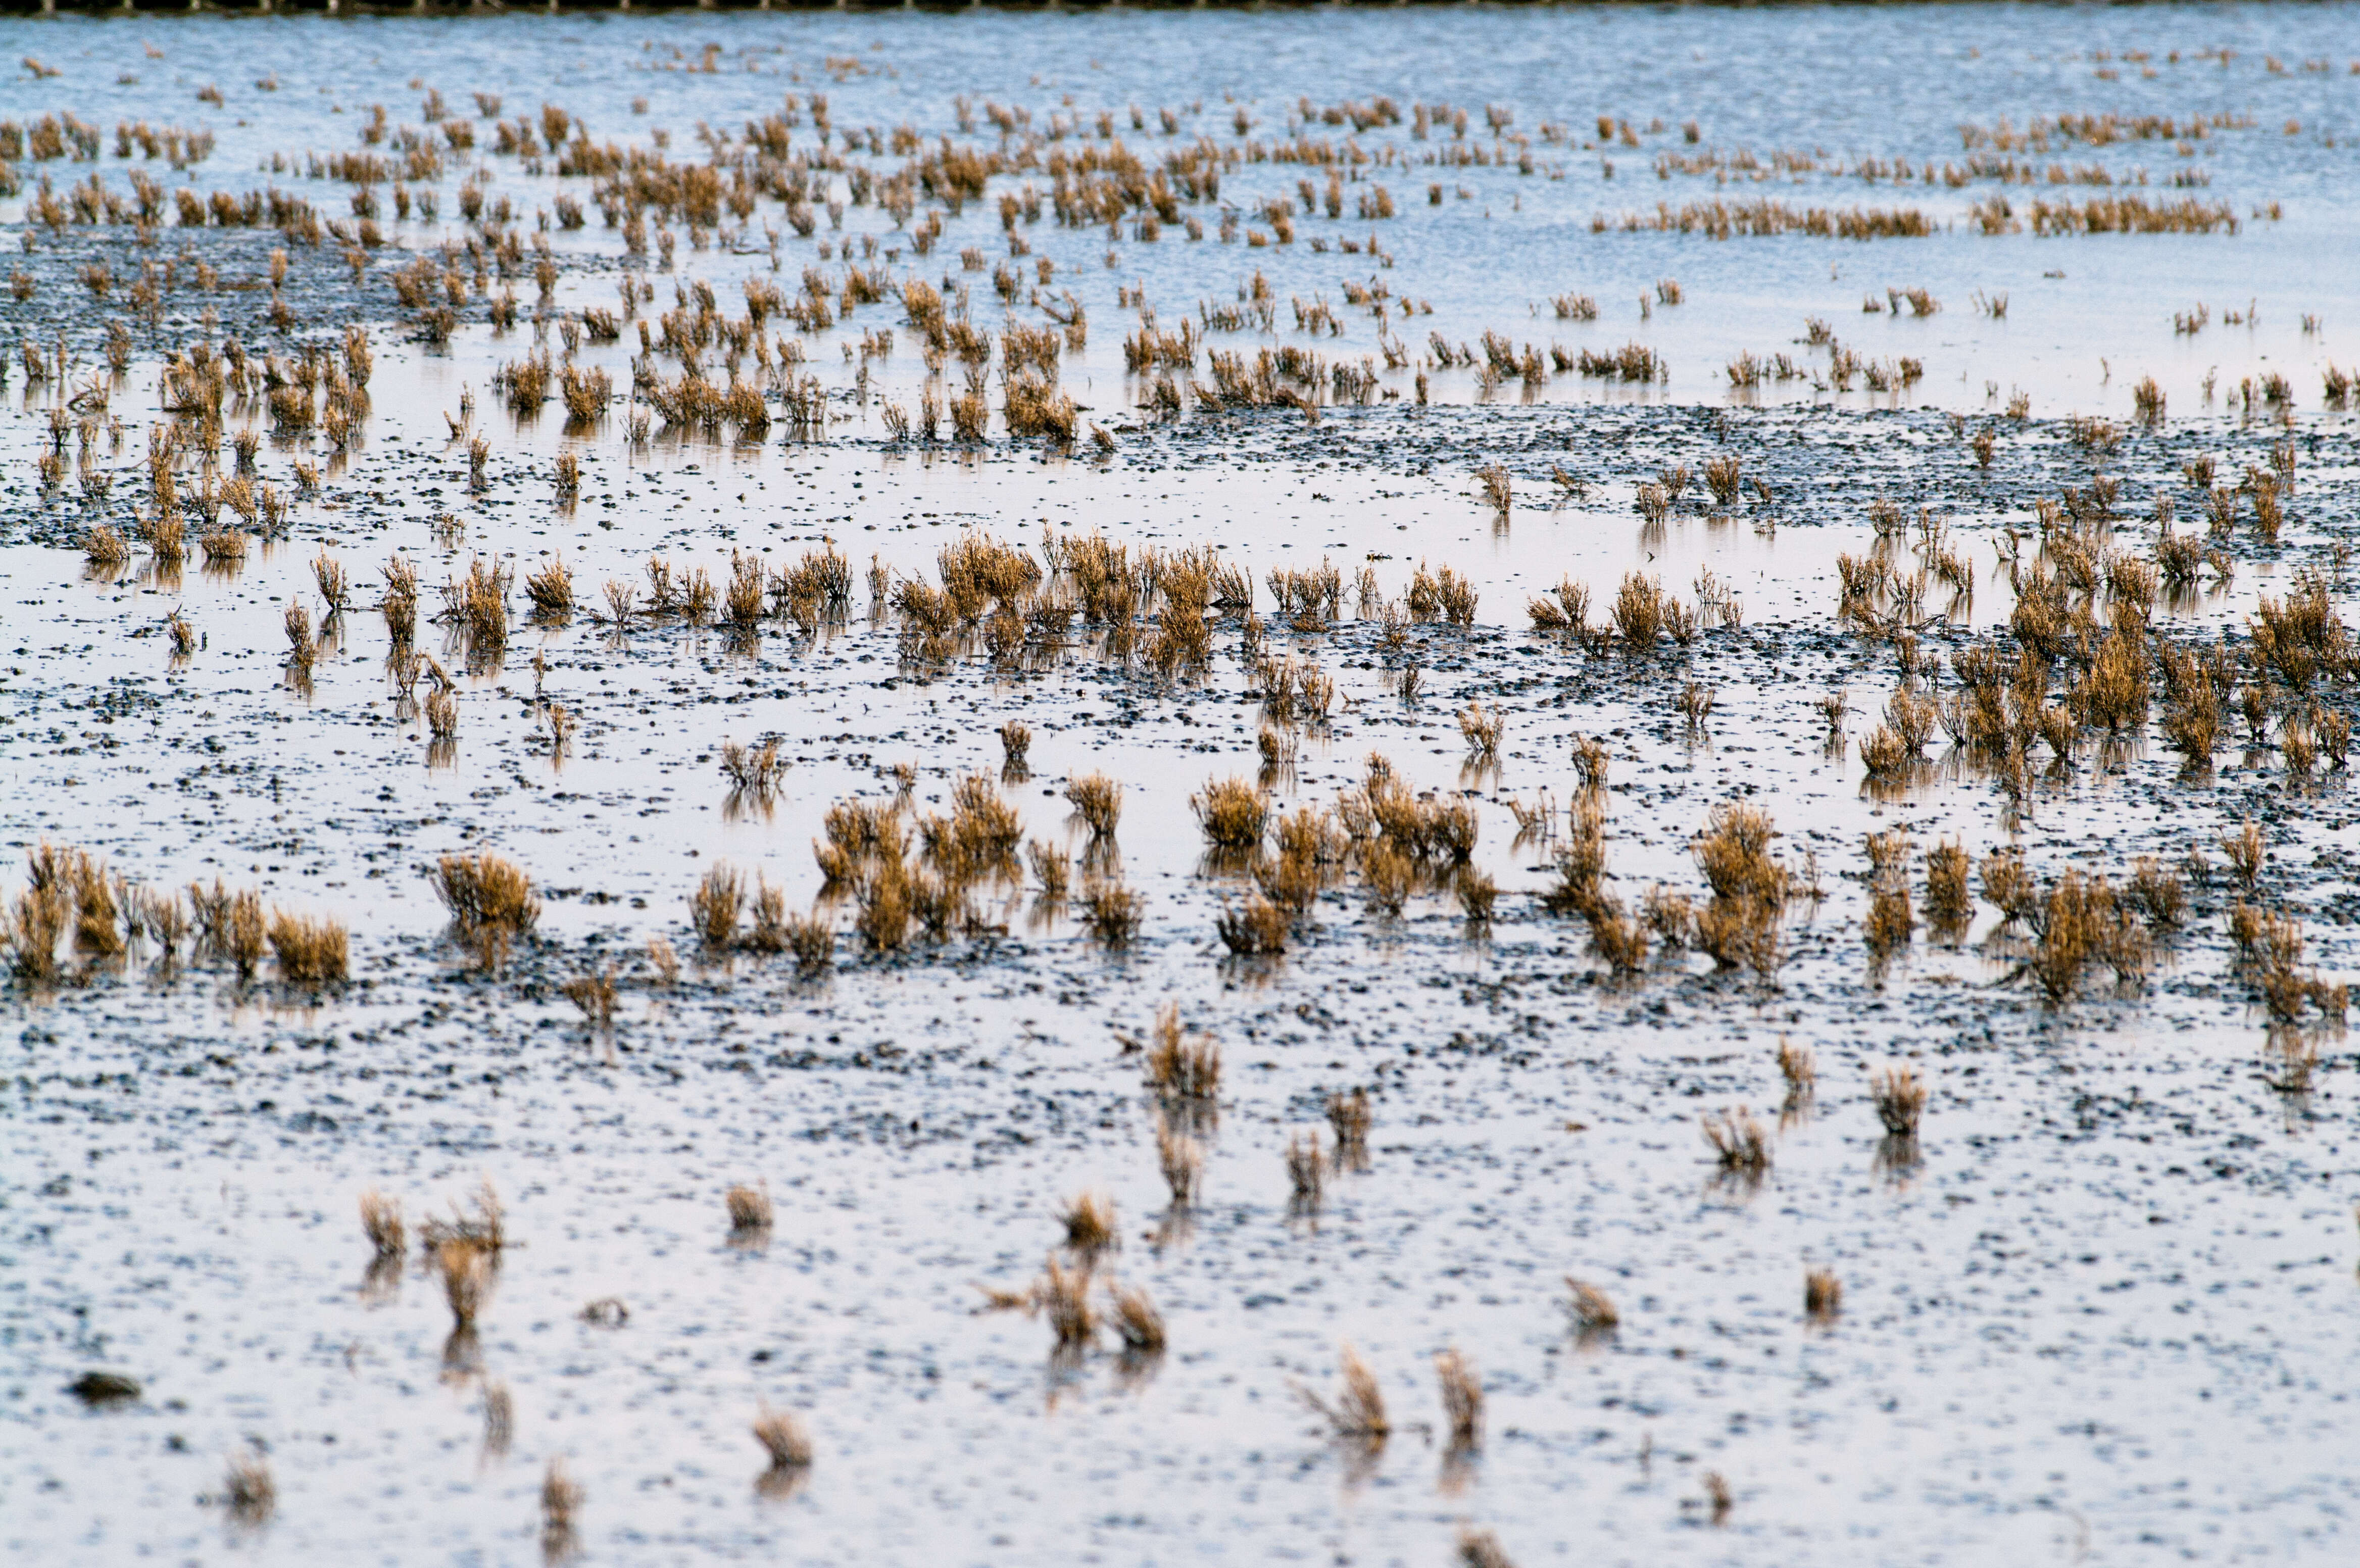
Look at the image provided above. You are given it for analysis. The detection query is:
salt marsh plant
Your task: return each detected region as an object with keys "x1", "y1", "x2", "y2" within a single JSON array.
[
  {"x1": 1805, "y1": 1268, "x2": 1843, "y2": 1324},
  {"x1": 1080, "y1": 881, "x2": 1143, "y2": 948},
  {"x1": 83, "y1": 525, "x2": 130, "y2": 569},
  {"x1": 1109, "y1": 1283, "x2": 1167, "y2": 1355},
  {"x1": 540, "y1": 1459, "x2": 581, "y2": 1561},
  {"x1": 313, "y1": 551, "x2": 350, "y2": 618},
  {"x1": 1704, "y1": 455, "x2": 1742, "y2": 508},
  {"x1": 719, "y1": 741, "x2": 786, "y2": 803},
  {"x1": 1436, "y1": 1348, "x2": 1483, "y2": 1450},
  {"x1": 421, "y1": 1179, "x2": 507, "y2": 1254},
  {"x1": 282, "y1": 604, "x2": 314, "y2": 671},
  {"x1": 560, "y1": 968, "x2": 616, "y2": 1027},
  {"x1": 223, "y1": 1447, "x2": 276, "y2": 1529},
  {"x1": 1458, "y1": 702, "x2": 1503, "y2": 760},
  {"x1": 1564, "y1": 1278, "x2": 1619, "y2": 1334},
  {"x1": 1458, "y1": 1529, "x2": 1518, "y2": 1568},
  {"x1": 437, "y1": 1240, "x2": 490, "y2": 1330},
  {"x1": 726, "y1": 1184, "x2": 773, "y2": 1237},
  {"x1": 1477, "y1": 464, "x2": 1511, "y2": 520},
  {"x1": 1027, "y1": 840, "x2": 1071, "y2": 903},
  {"x1": 692, "y1": 863, "x2": 744, "y2": 952},
  {"x1": 1926, "y1": 840, "x2": 1972, "y2": 939},
  {"x1": 1871, "y1": 1065, "x2": 1926, "y2": 1137},
  {"x1": 1060, "y1": 1191, "x2": 1117, "y2": 1256},
  {"x1": 1300, "y1": 1344, "x2": 1388, "y2": 1441},
  {"x1": 268, "y1": 910, "x2": 348, "y2": 986},
  {"x1": 1192, "y1": 776, "x2": 1268, "y2": 852},
  {"x1": 1865, "y1": 875, "x2": 1914, "y2": 962},
  {"x1": 433, "y1": 852, "x2": 539, "y2": 966},
  {"x1": 189, "y1": 878, "x2": 267, "y2": 981},
  {"x1": 360, "y1": 1190, "x2": 406, "y2": 1258},
  {"x1": 1286, "y1": 1131, "x2": 1325, "y2": 1207},
  {"x1": 1067, "y1": 773, "x2": 1122, "y2": 839},
  {"x1": 1702, "y1": 1106, "x2": 1771, "y2": 1180},
  {"x1": 525, "y1": 556, "x2": 574, "y2": 623},
  {"x1": 1146, "y1": 1003, "x2": 1220, "y2": 1101},
  {"x1": 1679, "y1": 682, "x2": 1715, "y2": 733},
  {"x1": 1041, "y1": 1256, "x2": 1097, "y2": 1351},
  {"x1": 1216, "y1": 895, "x2": 1288, "y2": 957},
  {"x1": 1778, "y1": 1038, "x2": 1816, "y2": 1103},
  {"x1": 753, "y1": 1407, "x2": 813, "y2": 1474},
  {"x1": 1326, "y1": 1088, "x2": 1372, "y2": 1165},
  {"x1": 1456, "y1": 867, "x2": 1499, "y2": 925}
]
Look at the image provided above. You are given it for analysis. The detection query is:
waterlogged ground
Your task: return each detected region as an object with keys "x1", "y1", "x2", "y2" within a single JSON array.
[{"x1": 5, "y1": 6, "x2": 2360, "y2": 1565}]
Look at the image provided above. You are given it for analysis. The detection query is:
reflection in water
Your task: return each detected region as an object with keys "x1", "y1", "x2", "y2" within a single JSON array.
[
  {"x1": 358, "y1": 1252, "x2": 402, "y2": 1306},
  {"x1": 480, "y1": 1379, "x2": 513, "y2": 1463},
  {"x1": 1874, "y1": 1132, "x2": 1924, "y2": 1187}
]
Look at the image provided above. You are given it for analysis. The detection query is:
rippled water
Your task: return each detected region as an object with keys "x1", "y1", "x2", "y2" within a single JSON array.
[{"x1": 5, "y1": 6, "x2": 2360, "y2": 1564}]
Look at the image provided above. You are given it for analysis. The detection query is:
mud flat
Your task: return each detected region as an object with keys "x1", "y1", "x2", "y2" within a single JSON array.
[{"x1": 5, "y1": 7, "x2": 2360, "y2": 1563}]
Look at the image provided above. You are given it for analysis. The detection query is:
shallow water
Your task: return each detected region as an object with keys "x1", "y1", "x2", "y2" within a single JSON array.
[{"x1": 5, "y1": 6, "x2": 2360, "y2": 1565}]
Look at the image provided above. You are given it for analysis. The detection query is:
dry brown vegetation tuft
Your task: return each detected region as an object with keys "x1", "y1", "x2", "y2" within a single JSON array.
[
  {"x1": 1871, "y1": 1064, "x2": 1927, "y2": 1136},
  {"x1": 726, "y1": 1183, "x2": 773, "y2": 1235},
  {"x1": 1109, "y1": 1282, "x2": 1167, "y2": 1355},
  {"x1": 432, "y1": 852, "x2": 538, "y2": 969},
  {"x1": 360, "y1": 1190, "x2": 405, "y2": 1258},
  {"x1": 1060, "y1": 1190, "x2": 1117, "y2": 1255},
  {"x1": 1300, "y1": 1343, "x2": 1389, "y2": 1440},
  {"x1": 752, "y1": 1407, "x2": 812, "y2": 1472},
  {"x1": 1805, "y1": 1267, "x2": 1843, "y2": 1324},
  {"x1": 1702, "y1": 1105, "x2": 1771, "y2": 1179},
  {"x1": 1564, "y1": 1277, "x2": 1619, "y2": 1333},
  {"x1": 1436, "y1": 1347, "x2": 1483, "y2": 1449},
  {"x1": 1144, "y1": 1004, "x2": 1220, "y2": 1101},
  {"x1": 267, "y1": 909, "x2": 348, "y2": 985},
  {"x1": 1191, "y1": 775, "x2": 1268, "y2": 852}
]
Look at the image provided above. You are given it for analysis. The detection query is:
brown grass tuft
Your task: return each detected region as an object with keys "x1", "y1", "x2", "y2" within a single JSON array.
[
  {"x1": 430, "y1": 854, "x2": 537, "y2": 936},
  {"x1": 1079, "y1": 880, "x2": 1143, "y2": 948},
  {"x1": 1041, "y1": 1255, "x2": 1097, "y2": 1349},
  {"x1": 1701, "y1": 1105, "x2": 1771, "y2": 1178},
  {"x1": 726, "y1": 1183, "x2": 773, "y2": 1235},
  {"x1": 1769, "y1": 1044, "x2": 1813, "y2": 1126},
  {"x1": 1215, "y1": 894, "x2": 1288, "y2": 957},
  {"x1": 1326, "y1": 1088, "x2": 1371, "y2": 1161},
  {"x1": 1191, "y1": 776, "x2": 1268, "y2": 851},
  {"x1": 1144, "y1": 1004, "x2": 1219, "y2": 1100},
  {"x1": 540, "y1": 1458, "x2": 582, "y2": 1559},
  {"x1": 1060, "y1": 1190, "x2": 1117, "y2": 1255},
  {"x1": 1870, "y1": 1064, "x2": 1926, "y2": 1136},
  {"x1": 223, "y1": 1447, "x2": 276, "y2": 1527},
  {"x1": 1804, "y1": 1267, "x2": 1842, "y2": 1324},
  {"x1": 1287, "y1": 1130, "x2": 1324, "y2": 1207},
  {"x1": 1301, "y1": 1343, "x2": 1389, "y2": 1439},
  {"x1": 1565, "y1": 1277, "x2": 1619, "y2": 1333},
  {"x1": 560, "y1": 967, "x2": 616, "y2": 1026},
  {"x1": 1108, "y1": 1282, "x2": 1166, "y2": 1354},
  {"x1": 691, "y1": 863, "x2": 744, "y2": 952},
  {"x1": 1457, "y1": 1528, "x2": 1518, "y2": 1568},
  {"x1": 359, "y1": 1190, "x2": 405, "y2": 1259},
  {"x1": 1067, "y1": 772, "x2": 1122, "y2": 839},
  {"x1": 752, "y1": 1406, "x2": 812, "y2": 1471},
  {"x1": 436, "y1": 1239, "x2": 490, "y2": 1328},
  {"x1": 1435, "y1": 1347, "x2": 1483, "y2": 1449},
  {"x1": 268, "y1": 909, "x2": 348, "y2": 985}
]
